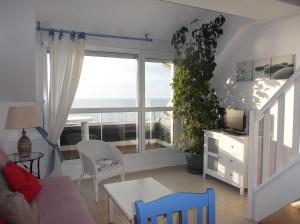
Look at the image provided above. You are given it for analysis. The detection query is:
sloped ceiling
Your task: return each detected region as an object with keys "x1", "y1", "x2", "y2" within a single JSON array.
[
  {"x1": 162, "y1": 0, "x2": 300, "y2": 21},
  {"x1": 36, "y1": 0, "x2": 250, "y2": 42}
]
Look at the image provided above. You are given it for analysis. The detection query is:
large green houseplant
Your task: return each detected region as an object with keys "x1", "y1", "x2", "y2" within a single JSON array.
[{"x1": 171, "y1": 15, "x2": 225, "y2": 174}]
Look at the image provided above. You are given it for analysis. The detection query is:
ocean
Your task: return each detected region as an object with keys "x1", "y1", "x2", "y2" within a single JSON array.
[{"x1": 69, "y1": 98, "x2": 172, "y2": 124}]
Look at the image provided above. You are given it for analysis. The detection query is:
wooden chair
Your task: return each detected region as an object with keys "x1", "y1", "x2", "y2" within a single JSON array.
[{"x1": 135, "y1": 188, "x2": 215, "y2": 224}]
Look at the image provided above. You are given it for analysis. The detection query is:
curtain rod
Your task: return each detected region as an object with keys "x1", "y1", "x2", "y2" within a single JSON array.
[{"x1": 36, "y1": 22, "x2": 153, "y2": 42}]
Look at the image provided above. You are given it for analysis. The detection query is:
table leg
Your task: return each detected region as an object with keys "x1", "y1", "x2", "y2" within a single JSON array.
[
  {"x1": 29, "y1": 161, "x2": 33, "y2": 174},
  {"x1": 108, "y1": 196, "x2": 114, "y2": 224},
  {"x1": 81, "y1": 121, "x2": 89, "y2": 141},
  {"x1": 37, "y1": 158, "x2": 41, "y2": 179}
]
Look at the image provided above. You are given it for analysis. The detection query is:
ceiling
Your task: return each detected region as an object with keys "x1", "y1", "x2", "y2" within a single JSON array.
[
  {"x1": 36, "y1": 0, "x2": 300, "y2": 43},
  {"x1": 36, "y1": 0, "x2": 247, "y2": 42},
  {"x1": 162, "y1": 0, "x2": 300, "y2": 21}
]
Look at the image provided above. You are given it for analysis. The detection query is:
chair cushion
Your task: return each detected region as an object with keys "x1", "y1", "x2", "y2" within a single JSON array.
[
  {"x1": 95, "y1": 159, "x2": 119, "y2": 171},
  {"x1": 3, "y1": 161, "x2": 41, "y2": 203},
  {"x1": 31, "y1": 175, "x2": 95, "y2": 224},
  {"x1": 0, "y1": 191, "x2": 35, "y2": 224},
  {"x1": 0, "y1": 148, "x2": 8, "y2": 170}
]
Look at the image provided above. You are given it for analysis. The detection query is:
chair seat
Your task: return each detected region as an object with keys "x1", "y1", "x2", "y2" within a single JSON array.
[
  {"x1": 76, "y1": 140, "x2": 125, "y2": 202},
  {"x1": 96, "y1": 159, "x2": 119, "y2": 171},
  {"x1": 97, "y1": 163, "x2": 123, "y2": 180}
]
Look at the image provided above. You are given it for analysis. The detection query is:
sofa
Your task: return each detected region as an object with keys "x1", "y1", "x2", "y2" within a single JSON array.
[
  {"x1": 31, "y1": 175, "x2": 95, "y2": 224},
  {"x1": 0, "y1": 148, "x2": 95, "y2": 224}
]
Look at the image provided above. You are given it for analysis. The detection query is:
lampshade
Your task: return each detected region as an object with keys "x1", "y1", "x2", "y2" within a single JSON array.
[{"x1": 5, "y1": 106, "x2": 38, "y2": 130}]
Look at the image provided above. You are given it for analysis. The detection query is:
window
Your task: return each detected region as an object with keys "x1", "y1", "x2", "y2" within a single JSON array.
[
  {"x1": 145, "y1": 61, "x2": 173, "y2": 107},
  {"x1": 145, "y1": 60, "x2": 174, "y2": 150},
  {"x1": 73, "y1": 53, "x2": 137, "y2": 108},
  {"x1": 52, "y1": 52, "x2": 174, "y2": 159}
]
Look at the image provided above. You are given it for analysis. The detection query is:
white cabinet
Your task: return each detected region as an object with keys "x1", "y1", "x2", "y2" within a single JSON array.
[{"x1": 203, "y1": 130, "x2": 248, "y2": 195}]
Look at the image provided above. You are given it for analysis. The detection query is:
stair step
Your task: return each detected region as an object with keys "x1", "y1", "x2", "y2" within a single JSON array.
[
  {"x1": 291, "y1": 201, "x2": 300, "y2": 209},
  {"x1": 259, "y1": 205, "x2": 300, "y2": 224}
]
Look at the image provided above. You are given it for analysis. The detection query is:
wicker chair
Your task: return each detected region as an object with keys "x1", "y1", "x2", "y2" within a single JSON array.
[{"x1": 76, "y1": 140, "x2": 125, "y2": 202}]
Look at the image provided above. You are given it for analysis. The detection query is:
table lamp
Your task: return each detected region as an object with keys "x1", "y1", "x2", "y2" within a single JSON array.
[{"x1": 5, "y1": 106, "x2": 38, "y2": 157}]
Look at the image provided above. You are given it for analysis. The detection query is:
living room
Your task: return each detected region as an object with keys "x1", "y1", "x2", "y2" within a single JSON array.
[{"x1": 1, "y1": 0, "x2": 300, "y2": 223}]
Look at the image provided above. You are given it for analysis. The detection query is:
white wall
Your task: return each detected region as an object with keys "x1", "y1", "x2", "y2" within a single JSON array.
[
  {"x1": 0, "y1": 0, "x2": 36, "y2": 102},
  {"x1": 0, "y1": 0, "x2": 47, "y2": 175},
  {"x1": 213, "y1": 14, "x2": 300, "y2": 112}
]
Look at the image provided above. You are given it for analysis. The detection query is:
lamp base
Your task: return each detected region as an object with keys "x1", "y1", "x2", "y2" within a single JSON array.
[{"x1": 18, "y1": 129, "x2": 31, "y2": 158}]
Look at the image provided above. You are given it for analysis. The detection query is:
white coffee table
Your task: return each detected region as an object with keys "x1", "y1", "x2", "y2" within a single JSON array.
[{"x1": 103, "y1": 177, "x2": 173, "y2": 224}]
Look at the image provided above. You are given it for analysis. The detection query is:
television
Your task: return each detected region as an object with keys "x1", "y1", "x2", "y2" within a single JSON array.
[{"x1": 223, "y1": 108, "x2": 245, "y2": 133}]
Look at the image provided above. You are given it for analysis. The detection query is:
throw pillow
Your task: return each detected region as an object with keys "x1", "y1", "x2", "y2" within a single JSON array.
[
  {"x1": 0, "y1": 173, "x2": 10, "y2": 191},
  {"x1": 0, "y1": 191, "x2": 35, "y2": 224},
  {"x1": 3, "y1": 161, "x2": 41, "y2": 203},
  {"x1": 0, "y1": 148, "x2": 8, "y2": 170}
]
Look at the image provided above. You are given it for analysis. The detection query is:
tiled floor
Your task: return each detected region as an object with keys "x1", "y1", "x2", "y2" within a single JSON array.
[{"x1": 77, "y1": 165, "x2": 256, "y2": 224}]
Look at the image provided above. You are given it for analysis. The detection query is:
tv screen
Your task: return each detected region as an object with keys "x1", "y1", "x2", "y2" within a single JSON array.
[{"x1": 223, "y1": 108, "x2": 245, "y2": 131}]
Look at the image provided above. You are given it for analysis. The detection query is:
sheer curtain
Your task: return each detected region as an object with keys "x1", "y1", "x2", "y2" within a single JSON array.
[{"x1": 47, "y1": 32, "x2": 85, "y2": 176}]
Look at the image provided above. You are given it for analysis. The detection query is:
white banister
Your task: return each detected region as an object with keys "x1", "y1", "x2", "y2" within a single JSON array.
[
  {"x1": 276, "y1": 95, "x2": 285, "y2": 171},
  {"x1": 248, "y1": 68, "x2": 300, "y2": 221},
  {"x1": 292, "y1": 78, "x2": 300, "y2": 158},
  {"x1": 262, "y1": 109, "x2": 271, "y2": 181},
  {"x1": 256, "y1": 68, "x2": 300, "y2": 119},
  {"x1": 247, "y1": 110, "x2": 257, "y2": 219}
]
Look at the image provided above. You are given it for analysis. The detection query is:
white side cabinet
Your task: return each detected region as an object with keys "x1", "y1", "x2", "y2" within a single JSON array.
[{"x1": 203, "y1": 130, "x2": 248, "y2": 195}]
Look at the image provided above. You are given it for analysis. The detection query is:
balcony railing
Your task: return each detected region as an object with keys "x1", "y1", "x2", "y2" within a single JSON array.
[{"x1": 60, "y1": 111, "x2": 173, "y2": 160}]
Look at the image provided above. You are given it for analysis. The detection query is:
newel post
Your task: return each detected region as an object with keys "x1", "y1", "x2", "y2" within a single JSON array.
[{"x1": 247, "y1": 110, "x2": 257, "y2": 219}]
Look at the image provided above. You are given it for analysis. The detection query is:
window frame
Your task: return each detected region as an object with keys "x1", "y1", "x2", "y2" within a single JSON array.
[
  {"x1": 144, "y1": 58, "x2": 174, "y2": 150},
  {"x1": 44, "y1": 47, "x2": 175, "y2": 155}
]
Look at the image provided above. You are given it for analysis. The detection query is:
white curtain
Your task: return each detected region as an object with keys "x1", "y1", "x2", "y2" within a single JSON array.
[{"x1": 47, "y1": 33, "x2": 85, "y2": 176}]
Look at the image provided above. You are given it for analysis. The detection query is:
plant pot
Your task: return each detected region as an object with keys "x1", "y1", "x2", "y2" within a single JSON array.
[{"x1": 184, "y1": 150, "x2": 203, "y2": 174}]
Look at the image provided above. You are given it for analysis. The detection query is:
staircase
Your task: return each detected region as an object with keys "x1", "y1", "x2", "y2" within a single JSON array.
[{"x1": 247, "y1": 68, "x2": 300, "y2": 222}]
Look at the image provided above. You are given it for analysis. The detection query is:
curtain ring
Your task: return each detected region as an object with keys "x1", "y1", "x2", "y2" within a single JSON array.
[
  {"x1": 49, "y1": 29, "x2": 54, "y2": 37},
  {"x1": 59, "y1": 30, "x2": 63, "y2": 40},
  {"x1": 78, "y1": 32, "x2": 85, "y2": 39},
  {"x1": 70, "y1": 31, "x2": 76, "y2": 41}
]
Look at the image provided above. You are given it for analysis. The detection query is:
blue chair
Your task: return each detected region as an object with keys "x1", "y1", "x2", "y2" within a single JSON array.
[{"x1": 135, "y1": 188, "x2": 215, "y2": 224}]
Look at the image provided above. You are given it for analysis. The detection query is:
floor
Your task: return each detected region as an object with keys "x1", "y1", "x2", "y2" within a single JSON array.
[
  {"x1": 259, "y1": 205, "x2": 300, "y2": 224},
  {"x1": 77, "y1": 165, "x2": 256, "y2": 224}
]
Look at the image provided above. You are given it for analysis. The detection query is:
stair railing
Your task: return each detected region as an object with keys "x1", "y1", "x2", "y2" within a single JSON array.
[{"x1": 247, "y1": 68, "x2": 300, "y2": 219}]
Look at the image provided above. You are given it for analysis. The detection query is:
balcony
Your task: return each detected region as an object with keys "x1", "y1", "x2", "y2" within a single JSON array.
[{"x1": 60, "y1": 111, "x2": 173, "y2": 160}]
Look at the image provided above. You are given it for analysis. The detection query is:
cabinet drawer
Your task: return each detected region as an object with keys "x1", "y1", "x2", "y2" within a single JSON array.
[
  {"x1": 226, "y1": 167, "x2": 244, "y2": 186},
  {"x1": 227, "y1": 156, "x2": 244, "y2": 175},
  {"x1": 221, "y1": 136, "x2": 244, "y2": 157},
  {"x1": 219, "y1": 152, "x2": 243, "y2": 174}
]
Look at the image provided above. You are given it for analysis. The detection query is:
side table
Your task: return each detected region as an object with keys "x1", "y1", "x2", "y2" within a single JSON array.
[{"x1": 8, "y1": 152, "x2": 44, "y2": 179}]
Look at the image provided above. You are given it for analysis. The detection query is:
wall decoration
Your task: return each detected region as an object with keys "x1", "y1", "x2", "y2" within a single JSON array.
[
  {"x1": 253, "y1": 58, "x2": 271, "y2": 80},
  {"x1": 270, "y1": 55, "x2": 295, "y2": 80},
  {"x1": 236, "y1": 54, "x2": 295, "y2": 82},
  {"x1": 236, "y1": 61, "x2": 252, "y2": 82}
]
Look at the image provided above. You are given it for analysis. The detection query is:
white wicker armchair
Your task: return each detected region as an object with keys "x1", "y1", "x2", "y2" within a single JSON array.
[{"x1": 76, "y1": 140, "x2": 125, "y2": 202}]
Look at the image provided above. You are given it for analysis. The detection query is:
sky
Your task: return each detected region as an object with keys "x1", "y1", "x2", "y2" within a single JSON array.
[{"x1": 74, "y1": 56, "x2": 173, "y2": 100}]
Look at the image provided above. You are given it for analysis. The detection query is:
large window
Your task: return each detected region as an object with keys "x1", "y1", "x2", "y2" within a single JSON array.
[
  {"x1": 145, "y1": 60, "x2": 173, "y2": 150},
  {"x1": 56, "y1": 52, "x2": 174, "y2": 159},
  {"x1": 73, "y1": 53, "x2": 137, "y2": 108}
]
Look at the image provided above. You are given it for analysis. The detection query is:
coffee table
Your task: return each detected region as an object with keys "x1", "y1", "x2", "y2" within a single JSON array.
[{"x1": 103, "y1": 177, "x2": 173, "y2": 224}]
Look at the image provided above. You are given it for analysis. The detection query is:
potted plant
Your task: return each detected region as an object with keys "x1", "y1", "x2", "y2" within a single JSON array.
[{"x1": 171, "y1": 15, "x2": 225, "y2": 174}]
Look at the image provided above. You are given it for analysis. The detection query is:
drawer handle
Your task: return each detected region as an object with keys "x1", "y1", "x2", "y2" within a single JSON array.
[
  {"x1": 231, "y1": 145, "x2": 234, "y2": 148},
  {"x1": 230, "y1": 159, "x2": 233, "y2": 162}
]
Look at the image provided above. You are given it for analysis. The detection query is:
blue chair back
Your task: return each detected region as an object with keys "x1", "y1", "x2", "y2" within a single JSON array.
[{"x1": 135, "y1": 188, "x2": 215, "y2": 224}]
